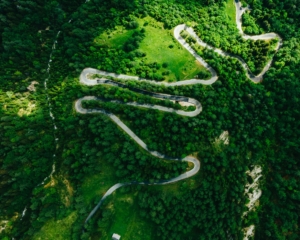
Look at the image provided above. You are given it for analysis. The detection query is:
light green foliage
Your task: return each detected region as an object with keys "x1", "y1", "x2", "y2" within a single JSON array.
[
  {"x1": 99, "y1": 189, "x2": 154, "y2": 240},
  {"x1": 80, "y1": 161, "x2": 117, "y2": 205},
  {"x1": 95, "y1": 27, "x2": 136, "y2": 49},
  {"x1": 135, "y1": 17, "x2": 208, "y2": 81},
  {"x1": 94, "y1": 16, "x2": 210, "y2": 81},
  {"x1": 32, "y1": 212, "x2": 77, "y2": 240},
  {"x1": 225, "y1": 0, "x2": 236, "y2": 24},
  {"x1": 242, "y1": 12, "x2": 263, "y2": 34}
]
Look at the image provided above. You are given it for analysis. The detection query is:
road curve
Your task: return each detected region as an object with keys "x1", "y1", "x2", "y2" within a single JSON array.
[
  {"x1": 79, "y1": 1, "x2": 282, "y2": 86},
  {"x1": 76, "y1": 79, "x2": 202, "y2": 117},
  {"x1": 76, "y1": 96, "x2": 200, "y2": 225},
  {"x1": 234, "y1": 0, "x2": 282, "y2": 81},
  {"x1": 76, "y1": 0, "x2": 282, "y2": 227}
]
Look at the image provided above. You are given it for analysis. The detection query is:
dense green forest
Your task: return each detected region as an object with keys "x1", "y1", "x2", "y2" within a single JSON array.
[{"x1": 0, "y1": 0, "x2": 299, "y2": 239}]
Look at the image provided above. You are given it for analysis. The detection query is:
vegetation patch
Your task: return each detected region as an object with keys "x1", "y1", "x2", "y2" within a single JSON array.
[
  {"x1": 97, "y1": 189, "x2": 154, "y2": 240},
  {"x1": 94, "y1": 16, "x2": 210, "y2": 81},
  {"x1": 32, "y1": 211, "x2": 77, "y2": 240},
  {"x1": 1, "y1": 0, "x2": 300, "y2": 239},
  {"x1": 225, "y1": 0, "x2": 236, "y2": 24},
  {"x1": 80, "y1": 159, "x2": 117, "y2": 205}
]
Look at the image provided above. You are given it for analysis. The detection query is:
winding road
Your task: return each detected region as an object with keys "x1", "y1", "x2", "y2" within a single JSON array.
[{"x1": 75, "y1": 0, "x2": 282, "y2": 226}]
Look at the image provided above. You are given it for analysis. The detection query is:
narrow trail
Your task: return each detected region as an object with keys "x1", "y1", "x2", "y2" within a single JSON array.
[
  {"x1": 22, "y1": 0, "x2": 92, "y2": 223},
  {"x1": 75, "y1": 0, "x2": 282, "y2": 228},
  {"x1": 20, "y1": 30, "x2": 62, "y2": 221},
  {"x1": 38, "y1": 31, "x2": 61, "y2": 186},
  {"x1": 37, "y1": 1, "x2": 91, "y2": 187}
]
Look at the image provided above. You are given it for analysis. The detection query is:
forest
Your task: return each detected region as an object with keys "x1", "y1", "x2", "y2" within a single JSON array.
[{"x1": 0, "y1": 0, "x2": 299, "y2": 239}]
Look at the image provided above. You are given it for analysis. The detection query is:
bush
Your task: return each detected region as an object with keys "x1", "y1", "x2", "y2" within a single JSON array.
[
  {"x1": 197, "y1": 71, "x2": 210, "y2": 79},
  {"x1": 123, "y1": 31, "x2": 145, "y2": 52},
  {"x1": 153, "y1": 73, "x2": 164, "y2": 81},
  {"x1": 162, "y1": 62, "x2": 168, "y2": 68},
  {"x1": 162, "y1": 70, "x2": 170, "y2": 76},
  {"x1": 134, "y1": 50, "x2": 146, "y2": 57},
  {"x1": 180, "y1": 31, "x2": 188, "y2": 39},
  {"x1": 128, "y1": 21, "x2": 139, "y2": 29},
  {"x1": 124, "y1": 43, "x2": 135, "y2": 52}
]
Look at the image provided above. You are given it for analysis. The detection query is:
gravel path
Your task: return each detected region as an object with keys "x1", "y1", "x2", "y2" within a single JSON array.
[{"x1": 76, "y1": 0, "x2": 282, "y2": 226}]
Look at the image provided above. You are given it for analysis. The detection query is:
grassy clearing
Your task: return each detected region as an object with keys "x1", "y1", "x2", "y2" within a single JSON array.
[
  {"x1": 99, "y1": 167, "x2": 202, "y2": 240},
  {"x1": 101, "y1": 190, "x2": 154, "y2": 240},
  {"x1": 78, "y1": 149, "x2": 202, "y2": 239},
  {"x1": 32, "y1": 211, "x2": 77, "y2": 240},
  {"x1": 136, "y1": 16, "x2": 208, "y2": 81},
  {"x1": 31, "y1": 175, "x2": 76, "y2": 239},
  {"x1": 32, "y1": 158, "x2": 117, "y2": 239},
  {"x1": 94, "y1": 16, "x2": 210, "y2": 81},
  {"x1": 225, "y1": 0, "x2": 236, "y2": 24},
  {"x1": 94, "y1": 26, "x2": 135, "y2": 49},
  {"x1": 80, "y1": 158, "x2": 117, "y2": 205},
  {"x1": 102, "y1": 170, "x2": 204, "y2": 239},
  {"x1": 100, "y1": 169, "x2": 204, "y2": 239}
]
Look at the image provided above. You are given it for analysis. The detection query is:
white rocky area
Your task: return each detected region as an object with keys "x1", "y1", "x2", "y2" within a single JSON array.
[
  {"x1": 243, "y1": 165, "x2": 263, "y2": 240},
  {"x1": 27, "y1": 81, "x2": 39, "y2": 92},
  {"x1": 0, "y1": 220, "x2": 8, "y2": 233}
]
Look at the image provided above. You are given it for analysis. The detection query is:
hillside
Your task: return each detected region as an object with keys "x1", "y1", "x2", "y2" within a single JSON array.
[{"x1": 0, "y1": 0, "x2": 299, "y2": 239}]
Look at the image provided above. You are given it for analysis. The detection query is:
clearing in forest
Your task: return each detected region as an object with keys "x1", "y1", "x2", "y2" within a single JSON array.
[
  {"x1": 94, "y1": 16, "x2": 210, "y2": 81},
  {"x1": 225, "y1": 0, "x2": 236, "y2": 24}
]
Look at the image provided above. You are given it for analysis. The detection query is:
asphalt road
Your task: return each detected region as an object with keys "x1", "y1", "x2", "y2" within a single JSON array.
[{"x1": 77, "y1": 0, "x2": 282, "y2": 225}]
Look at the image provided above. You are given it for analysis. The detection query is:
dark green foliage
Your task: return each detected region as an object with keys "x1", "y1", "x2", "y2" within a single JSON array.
[
  {"x1": 123, "y1": 30, "x2": 145, "y2": 52},
  {"x1": 162, "y1": 62, "x2": 168, "y2": 68},
  {"x1": 0, "y1": 0, "x2": 299, "y2": 239},
  {"x1": 138, "y1": 144, "x2": 248, "y2": 240},
  {"x1": 127, "y1": 20, "x2": 139, "y2": 29}
]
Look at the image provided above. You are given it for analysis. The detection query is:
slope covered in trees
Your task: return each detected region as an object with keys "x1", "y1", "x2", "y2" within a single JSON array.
[{"x1": 0, "y1": 0, "x2": 299, "y2": 239}]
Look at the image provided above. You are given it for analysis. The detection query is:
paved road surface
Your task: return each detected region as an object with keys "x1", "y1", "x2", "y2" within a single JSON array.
[{"x1": 76, "y1": 0, "x2": 282, "y2": 226}]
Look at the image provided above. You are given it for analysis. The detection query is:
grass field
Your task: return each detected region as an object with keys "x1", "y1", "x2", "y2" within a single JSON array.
[
  {"x1": 78, "y1": 148, "x2": 203, "y2": 240},
  {"x1": 94, "y1": 27, "x2": 135, "y2": 49},
  {"x1": 32, "y1": 211, "x2": 77, "y2": 240},
  {"x1": 80, "y1": 157, "x2": 118, "y2": 205},
  {"x1": 32, "y1": 152, "x2": 202, "y2": 239},
  {"x1": 96, "y1": 173, "x2": 203, "y2": 240},
  {"x1": 225, "y1": 0, "x2": 236, "y2": 24},
  {"x1": 136, "y1": 16, "x2": 208, "y2": 81},
  {"x1": 79, "y1": 156, "x2": 155, "y2": 239},
  {"x1": 94, "y1": 16, "x2": 211, "y2": 81},
  {"x1": 101, "y1": 189, "x2": 154, "y2": 240}
]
